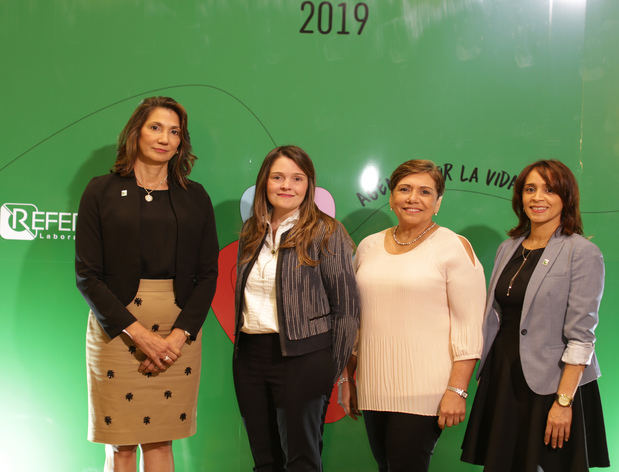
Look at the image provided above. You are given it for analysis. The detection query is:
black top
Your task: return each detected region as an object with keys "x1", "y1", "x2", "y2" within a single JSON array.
[
  {"x1": 138, "y1": 188, "x2": 177, "y2": 279},
  {"x1": 76, "y1": 173, "x2": 219, "y2": 339},
  {"x1": 493, "y1": 244, "x2": 544, "y2": 352}
]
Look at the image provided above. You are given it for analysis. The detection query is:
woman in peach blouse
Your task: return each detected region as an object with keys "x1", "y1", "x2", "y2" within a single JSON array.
[{"x1": 340, "y1": 159, "x2": 486, "y2": 472}]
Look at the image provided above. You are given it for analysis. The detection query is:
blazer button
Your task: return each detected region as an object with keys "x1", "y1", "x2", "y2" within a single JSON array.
[{"x1": 521, "y1": 329, "x2": 527, "y2": 335}]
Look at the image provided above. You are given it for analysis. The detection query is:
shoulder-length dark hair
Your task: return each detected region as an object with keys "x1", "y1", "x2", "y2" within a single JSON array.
[
  {"x1": 239, "y1": 145, "x2": 338, "y2": 266},
  {"x1": 113, "y1": 96, "x2": 196, "y2": 188},
  {"x1": 509, "y1": 159, "x2": 583, "y2": 237}
]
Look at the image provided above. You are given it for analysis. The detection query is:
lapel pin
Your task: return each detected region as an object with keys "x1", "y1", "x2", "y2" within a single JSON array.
[
  {"x1": 543, "y1": 259, "x2": 549, "y2": 265},
  {"x1": 121, "y1": 190, "x2": 127, "y2": 197}
]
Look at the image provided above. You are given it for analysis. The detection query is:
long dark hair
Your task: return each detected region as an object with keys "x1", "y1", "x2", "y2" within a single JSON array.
[
  {"x1": 509, "y1": 159, "x2": 583, "y2": 237},
  {"x1": 239, "y1": 145, "x2": 339, "y2": 266},
  {"x1": 113, "y1": 96, "x2": 196, "y2": 188}
]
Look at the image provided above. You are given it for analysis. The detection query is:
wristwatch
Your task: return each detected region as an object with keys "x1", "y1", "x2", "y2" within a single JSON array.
[
  {"x1": 556, "y1": 393, "x2": 573, "y2": 407},
  {"x1": 446, "y1": 385, "x2": 468, "y2": 399}
]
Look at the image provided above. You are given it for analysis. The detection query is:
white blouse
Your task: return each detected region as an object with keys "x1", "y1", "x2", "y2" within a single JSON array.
[{"x1": 241, "y1": 211, "x2": 299, "y2": 334}]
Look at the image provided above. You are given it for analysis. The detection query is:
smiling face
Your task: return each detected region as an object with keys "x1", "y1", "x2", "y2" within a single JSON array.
[
  {"x1": 389, "y1": 172, "x2": 442, "y2": 229},
  {"x1": 136, "y1": 107, "x2": 181, "y2": 165},
  {"x1": 522, "y1": 168, "x2": 563, "y2": 232},
  {"x1": 266, "y1": 156, "x2": 309, "y2": 222}
]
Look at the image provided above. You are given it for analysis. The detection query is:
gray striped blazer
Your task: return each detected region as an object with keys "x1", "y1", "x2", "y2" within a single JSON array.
[{"x1": 234, "y1": 220, "x2": 360, "y2": 380}]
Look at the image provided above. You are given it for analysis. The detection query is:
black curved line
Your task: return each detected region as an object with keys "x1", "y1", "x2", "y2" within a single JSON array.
[
  {"x1": 446, "y1": 188, "x2": 618, "y2": 213},
  {"x1": 348, "y1": 202, "x2": 390, "y2": 236},
  {"x1": 445, "y1": 188, "x2": 511, "y2": 201},
  {"x1": 0, "y1": 84, "x2": 276, "y2": 174},
  {"x1": 580, "y1": 210, "x2": 619, "y2": 214},
  {"x1": 347, "y1": 188, "x2": 617, "y2": 236}
]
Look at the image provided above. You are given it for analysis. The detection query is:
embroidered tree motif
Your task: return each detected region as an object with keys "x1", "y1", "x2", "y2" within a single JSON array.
[
  {"x1": 134, "y1": 298, "x2": 142, "y2": 306},
  {"x1": 184, "y1": 367, "x2": 192, "y2": 376},
  {"x1": 164, "y1": 390, "x2": 172, "y2": 399},
  {"x1": 107, "y1": 370, "x2": 114, "y2": 379},
  {"x1": 143, "y1": 416, "x2": 151, "y2": 425},
  {"x1": 125, "y1": 393, "x2": 133, "y2": 402},
  {"x1": 151, "y1": 324, "x2": 159, "y2": 332},
  {"x1": 180, "y1": 413, "x2": 187, "y2": 421},
  {"x1": 104, "y1": 416, "x2": 112, "y2": 425}
]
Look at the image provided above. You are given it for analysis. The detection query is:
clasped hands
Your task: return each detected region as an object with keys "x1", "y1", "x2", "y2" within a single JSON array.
[{"x1": 124, "y1": 322, "x2": 187, "y2": 374}]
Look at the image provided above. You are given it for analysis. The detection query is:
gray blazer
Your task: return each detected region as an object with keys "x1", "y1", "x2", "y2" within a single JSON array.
[
  {"x1": 478, "y1": 230, "x2": 604, "y2": 395},
  {"x1": 234, "y1": 221, "x2": 360, "y2": 381}
]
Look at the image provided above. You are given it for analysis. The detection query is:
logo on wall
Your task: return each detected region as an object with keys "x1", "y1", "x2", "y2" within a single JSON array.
[{"x1": 0, "y1": 202, "x2": 77, "y2": 241}]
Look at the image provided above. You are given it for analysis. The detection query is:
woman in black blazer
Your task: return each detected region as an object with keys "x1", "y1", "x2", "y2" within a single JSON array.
[
  {"x1": 233, "y1": 145, "x2": 359, "y2": 472},
  {"x1": 461, "y1": 160, "x2": 609, "y2": 471},
  {"x1": 76, "y1": 96, "x2": 218, "y2": 472}
]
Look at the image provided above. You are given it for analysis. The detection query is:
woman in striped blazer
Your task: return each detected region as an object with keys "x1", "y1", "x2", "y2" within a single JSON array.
[{"x1": 233, "y1": 145, "x2": 360, "y2": 472}]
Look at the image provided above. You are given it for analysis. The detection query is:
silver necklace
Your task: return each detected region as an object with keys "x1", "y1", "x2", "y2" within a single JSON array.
[
  {"x1": 136, "y1": 175, "x2": 167, "y2": 202},
  {"x1": 392, "y1": 222, "x2": 436, "y2": 246},
  {"x1": 506, "y1": 246, "x2": 538, "y2": 296}
]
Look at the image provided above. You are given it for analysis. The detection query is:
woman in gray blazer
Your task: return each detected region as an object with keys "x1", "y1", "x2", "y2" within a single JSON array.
[
  {"x1": 233, "y1": 145, "x2": 359, "y2": 471},
  {"x1": 461, "y1": 160, "x2": 609, "y2": 471}
]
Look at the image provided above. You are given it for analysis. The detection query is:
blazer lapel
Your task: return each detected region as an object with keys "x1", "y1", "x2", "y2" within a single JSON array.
[
  {"x1": 490, "y1": 238, "x2": 523, "y2": 293},
  {"x1": 520, "y1": 232, "x2": 566, "y2": 326},
  {"x1": 116, "y1": 175, "x2": 141, "y2": 248}
]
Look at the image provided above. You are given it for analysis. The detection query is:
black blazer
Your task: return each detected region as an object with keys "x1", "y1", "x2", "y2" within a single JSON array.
[{"x1": 75, "y1": 173, "x2": 219, "y2": 339}]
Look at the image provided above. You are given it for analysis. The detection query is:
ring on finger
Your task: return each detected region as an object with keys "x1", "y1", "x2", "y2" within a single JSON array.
[{"x1": 163, "y1": 355, "x2": 171, "y2": 362}]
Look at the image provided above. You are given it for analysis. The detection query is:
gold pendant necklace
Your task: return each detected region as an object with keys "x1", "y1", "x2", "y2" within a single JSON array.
[
  {"x1": 506, "y1": 246, "x2": 534, "y2": 296},
  {"x1": 136, "y1": 175, "x2": 167, "y2": 202}
]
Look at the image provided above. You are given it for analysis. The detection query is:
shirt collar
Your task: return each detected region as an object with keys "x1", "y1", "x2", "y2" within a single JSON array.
[
  {"x1": 265, "y1": 210, "x2": 300, "y2": 248},
  {"x1": 266, "y1": 209, "x2": 300, "y2": 229}
]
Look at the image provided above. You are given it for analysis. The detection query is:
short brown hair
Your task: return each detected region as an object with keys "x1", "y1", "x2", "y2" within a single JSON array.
[
  {"x1": 389, "y1": 159, "x2": 445, "y2": 196},
  {"x1": 113, "y1": 96, "x2": 196, "y2": 188},
  {"x1": 509, "y1": 159, "x2": 583, "y2": 237}
]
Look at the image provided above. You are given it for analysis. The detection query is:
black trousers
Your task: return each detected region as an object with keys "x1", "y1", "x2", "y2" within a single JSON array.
[
  {"x1": 363, "y1": 410, "x2": 442, "y2": 472},
  {"x1": 233, "y1": 333, "x2": 334, "y2": 472}
]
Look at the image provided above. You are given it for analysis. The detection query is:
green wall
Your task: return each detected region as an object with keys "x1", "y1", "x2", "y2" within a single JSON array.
[{"x1": 1, "y1": 0, "x2": 617, "y2": 470}]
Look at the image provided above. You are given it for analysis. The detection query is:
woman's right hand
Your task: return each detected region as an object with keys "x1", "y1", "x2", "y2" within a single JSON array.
[
  {"x1": 123, "y1": 321, "x2": 181, "y2": 373},
  {"x1": 338, "y1": 377, "x2": 360, "y2": 419}
]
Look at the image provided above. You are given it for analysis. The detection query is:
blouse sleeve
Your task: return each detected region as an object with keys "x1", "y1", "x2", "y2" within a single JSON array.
[
  {"x1": 350, "y1": 237, "x2": 367, "y2": 357},
  {"x1": 444, "y1": 236, "x2": 486, "y2": 361},
  {"x1": 561, "y1": 239, "x2": 604, "y2": 365}
]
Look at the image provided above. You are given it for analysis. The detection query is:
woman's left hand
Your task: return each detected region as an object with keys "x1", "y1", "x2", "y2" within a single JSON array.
[
  {"x1": 437, "y1": 390, "x2": 466, "y2": 429},
  {"x1": 139, "y1": 329, "x2": 187, "y2": 373},
  {"x1": 544, "y1": 402, "x2": 572, "y2": 449}
]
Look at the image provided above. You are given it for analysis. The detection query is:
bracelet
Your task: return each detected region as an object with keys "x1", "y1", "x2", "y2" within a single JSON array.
[
  {"x1": 446, "y1": 385, "x2": 468, "y2": 399},
  {"x1": 337, "y1": 377, "x2": 350, "y2": 386},
  {"x1": 183, "y1": 330, "x2": 191, "y2": 339}
]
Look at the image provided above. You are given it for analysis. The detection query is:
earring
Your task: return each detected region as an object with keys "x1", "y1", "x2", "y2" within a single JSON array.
[{"x1": 434, "y1": 211, "x2": 438, "y2": 216}]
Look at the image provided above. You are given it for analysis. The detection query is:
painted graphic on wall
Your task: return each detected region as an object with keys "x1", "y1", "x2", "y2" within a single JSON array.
[{"x1": 1, "y1": 0, "x2": 617, "y2": 471}]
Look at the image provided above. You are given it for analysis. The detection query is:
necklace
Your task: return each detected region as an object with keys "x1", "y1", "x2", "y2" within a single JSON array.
[
  {"x1": 506, "y1": 246, "x2": 538, "y2": 296},
  {"x1": 392, "y1": 222, "x2": 436, "y2": 246},
  {"x1": 136, "y1": 175, "x2": 167, "y2": 202}
]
